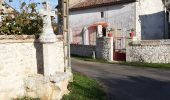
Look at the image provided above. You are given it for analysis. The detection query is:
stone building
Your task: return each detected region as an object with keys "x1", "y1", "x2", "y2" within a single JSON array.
[
  {"x1": 69, "y1": 0, "x2": 169, "y2": 61},
  {"x1": 0, "y1": 1, "x2": 18, "y2": 23},
  {"x1": 69, "y1": 0, "x2": 168, "y2": 44},
  {"x1": 0, "y1": 1, "x2": 17, "y2": 16},
  {"x1": 125, "y1": 0, "x2": 170, "y2": 63}
]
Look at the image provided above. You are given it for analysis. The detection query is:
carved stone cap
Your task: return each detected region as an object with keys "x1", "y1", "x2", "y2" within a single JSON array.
[{"x1": 39, "y1": 32, "x2": 57, "y2": 43}]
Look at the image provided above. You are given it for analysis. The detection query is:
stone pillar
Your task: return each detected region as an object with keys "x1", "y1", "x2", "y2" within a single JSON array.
[
  {"x1": 83, "y1": 27, "x2": 89, "y2": 45},
  {"x1": 69, "y1": 28, "x2": 73, "y2": 43},
  {"x1": 97, "y1": 25, "x2": 103, "y2": 37},
  {"x1": 110, "y1": 37, "x2": 114, "y2": 61},
  {"x1": 39, "y1": 1, "x2": 57, "y2": 76}
]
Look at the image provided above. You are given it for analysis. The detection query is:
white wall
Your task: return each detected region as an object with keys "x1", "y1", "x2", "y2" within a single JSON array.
[
  {"x1": 70, "y1": 3, "x2": 136, "y2": 41},
  {"x1": 0, "y1": 38, "x2": 65, "y2": 100},
  {"x1": 70, "y1": 0, "x2": 167, "y2": 42},
  {"x1": 136, "y1": 0, "x2": 166, "y2": 40}
]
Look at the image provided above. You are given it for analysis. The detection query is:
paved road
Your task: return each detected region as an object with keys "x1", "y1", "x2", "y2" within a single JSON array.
[{"x1": 71, "y1": 58, "x2": 170, "y2": 100}]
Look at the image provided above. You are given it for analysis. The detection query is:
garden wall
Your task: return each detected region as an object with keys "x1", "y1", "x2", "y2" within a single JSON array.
[
  {"x1": 70, "y1": 44, "x2": 95, "y2": 58},
  {"x1": 126, "y1": 40, "x2": 170, "y2": 63},
  {"x1": 70, "y1": 37, "x2": 113, "y2": 61},
  {"x1": 0, "y1": 35, "x2": 65, "y2": 100}
]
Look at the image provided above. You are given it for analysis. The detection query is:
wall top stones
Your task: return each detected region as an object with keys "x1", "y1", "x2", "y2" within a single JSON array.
[
  {"x1": 130, "y1": 39, "x2": 170, "y2": 46},
  {"x1": 0, "y1": 35, "x2": 63, "y2": 43}
]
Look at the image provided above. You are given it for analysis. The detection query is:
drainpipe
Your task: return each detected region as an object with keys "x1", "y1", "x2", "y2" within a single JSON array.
[
  {"x1": 135, "y1": 1, "x2": 136, "y2": 37},
  {"x1": 164, "y1": 0, "x2": 168, "y2": 39},
  {"x1": 134, "y1": 0, "x2": 137, "y2": 40}
]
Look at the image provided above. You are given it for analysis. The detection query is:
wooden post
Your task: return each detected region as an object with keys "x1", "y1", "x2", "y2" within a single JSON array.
[{"x1": 58, "y1": 0, "x2": 71, "y2": 72}]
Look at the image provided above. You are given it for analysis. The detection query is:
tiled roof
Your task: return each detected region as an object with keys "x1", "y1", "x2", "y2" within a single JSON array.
[{"x1": 70, "y1": 0, "x2": 136, "y2": 11}]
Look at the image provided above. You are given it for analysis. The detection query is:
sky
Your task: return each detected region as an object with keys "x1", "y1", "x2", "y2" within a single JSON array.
[{"x1": 5, "y1": 0, "x2": 58, "y2": 11}]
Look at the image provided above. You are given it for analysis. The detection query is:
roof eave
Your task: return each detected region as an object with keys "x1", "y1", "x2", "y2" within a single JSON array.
[{"x1": 69, "y1": 0, "x2": 136, "y2": 11}]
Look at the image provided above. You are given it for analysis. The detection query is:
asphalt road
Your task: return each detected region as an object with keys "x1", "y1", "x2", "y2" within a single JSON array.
[{"x1": 71, "y1": 58, "x2": 170, "y2": 100}]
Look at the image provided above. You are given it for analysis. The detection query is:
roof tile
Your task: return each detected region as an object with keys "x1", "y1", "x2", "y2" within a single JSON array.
[{"x1": 70, "y1": 0, "x2": 136, "y2": 11}]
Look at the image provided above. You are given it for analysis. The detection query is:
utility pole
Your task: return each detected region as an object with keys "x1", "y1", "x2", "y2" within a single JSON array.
[{"x1": 58, "y1": 0, "x2": 71, "y2": 72}]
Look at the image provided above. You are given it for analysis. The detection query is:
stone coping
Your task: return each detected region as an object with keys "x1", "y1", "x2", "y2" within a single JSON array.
[
  {"x1": 97, "y1": 37, "x2": 112, "y2": 40},
  {"x1": 0, "y1": 35, "x2": 35, "y2": 40},
  {"x1": 70, "y1": 44, "x2": 95, "y2": 47},
  {"x1": 0, "y1": 35, "x2": 63, "y2": 43},
  {"x1": 130, "y1": 39, "x2": 170, "y2": 46}
]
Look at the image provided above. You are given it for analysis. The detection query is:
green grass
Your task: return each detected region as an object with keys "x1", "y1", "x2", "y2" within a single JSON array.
[
  {"x1": 71, "y1": 54, "x2": 108, "y2": 63},
  {"x1": 62, "y1": 73, "x2": 106, "y2": 100},
  {"x1": 118, "y1": 62, "x2": 170, "y2": 69},
  {"x1": 72, "y1": 55, "x2": 170, "y2": 69}
]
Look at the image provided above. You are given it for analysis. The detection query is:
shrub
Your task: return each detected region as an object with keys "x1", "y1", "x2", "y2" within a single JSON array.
[{"x1": 0, "y1": 2, "x2": 43, "y2": 35}]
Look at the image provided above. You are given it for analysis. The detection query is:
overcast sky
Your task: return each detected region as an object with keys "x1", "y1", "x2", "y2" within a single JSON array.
[{"x1": 5, "y1": 0, "x2": 58, "y2": 11}]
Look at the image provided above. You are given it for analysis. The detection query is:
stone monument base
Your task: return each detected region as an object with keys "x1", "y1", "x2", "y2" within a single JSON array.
[{"x1": 25, "y1": 72, "x2": 73, "y2": 100}]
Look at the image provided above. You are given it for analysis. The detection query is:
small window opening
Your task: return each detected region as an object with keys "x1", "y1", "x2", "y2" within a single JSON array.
[{"x1": 101, "y1": 12, "x2": 104, "y2": 18}]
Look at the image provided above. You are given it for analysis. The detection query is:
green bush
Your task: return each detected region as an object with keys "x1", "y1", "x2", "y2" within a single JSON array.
[
  {"x1": 0, "y1": 2, "x2": 43, "y2": 35},
  {"x1": 0, "y1": 2, "x2": 59, "y2": 36}
]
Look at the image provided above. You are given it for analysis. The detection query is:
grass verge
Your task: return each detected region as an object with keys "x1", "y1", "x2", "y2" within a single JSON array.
[
  {"x1": 71, "y1": 55, "x2": 108, "y2": 63},
  {"x1": 72, "y1": 55, "x2": 170, "y2": 69},
  {"x1": 118, "y1": 62, "x2": 170, "y2": 69},
  {"x1": 62, "y1": 73, "x2": 106, "y2": 100}
]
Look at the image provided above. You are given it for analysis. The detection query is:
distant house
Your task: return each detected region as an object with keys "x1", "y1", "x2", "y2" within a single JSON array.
[
  {"x1": 0, "y1": 1, "x2": 18, "y2": 21},
  {"x1": 69, "y1": 0, "x2": 168, "y2": 45}
]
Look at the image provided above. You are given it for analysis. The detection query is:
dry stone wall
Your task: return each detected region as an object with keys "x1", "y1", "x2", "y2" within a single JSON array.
[{"x1": 126, "y1": 40, "x2": 170, "y2": 63}]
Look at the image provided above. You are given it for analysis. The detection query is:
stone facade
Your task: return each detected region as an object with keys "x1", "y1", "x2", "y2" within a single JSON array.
[
  {"x1": 126, "y1": 40, "x2": 170, "y2": 63},
  {"x1": 0, "y1": 36, "x2": 72, "y2": 100},
  {"x1": 70, "y1": 37, "x2": 113, "y2": 61}
]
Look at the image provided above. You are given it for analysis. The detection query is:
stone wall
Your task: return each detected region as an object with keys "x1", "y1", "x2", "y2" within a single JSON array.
[
  {"x1": 70, "y1": 44, "x2": 95, "y2": 57},
  {"x1": 70, "y1": 37, "x2": 113, "y2": 61},
  {"x1": 0, "y1": 35, "x2": 67, "y2": 100},
  {"x1": 126, "y1": 40, "x2": 170, "y2": 63}
]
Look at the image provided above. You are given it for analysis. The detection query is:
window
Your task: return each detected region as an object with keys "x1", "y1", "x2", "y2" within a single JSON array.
[
  {"x1": 101, "y1": 12, "x2": 104, "y2": 18},
  {"x1": 102, "y1": 27, "x2": 106, "y2": 37}
]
